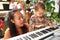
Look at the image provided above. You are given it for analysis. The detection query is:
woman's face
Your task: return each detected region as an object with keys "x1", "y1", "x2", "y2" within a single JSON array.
[
  {"x1": 35, "y1": 8, "x2": 45, "y2": 17},
  {"x1": 11, "y1": 11, "x2": 24, "y2": 28}
]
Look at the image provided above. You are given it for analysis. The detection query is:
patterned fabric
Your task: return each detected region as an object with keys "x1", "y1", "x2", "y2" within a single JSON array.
[{"x1": 29, "y1": 15, "x2": 52, "y2": 30}]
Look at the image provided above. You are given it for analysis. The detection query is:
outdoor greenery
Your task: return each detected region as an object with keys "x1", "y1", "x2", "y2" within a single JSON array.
[{"x1": 44, "y1": 0, "x2": 60, "y2": 23}]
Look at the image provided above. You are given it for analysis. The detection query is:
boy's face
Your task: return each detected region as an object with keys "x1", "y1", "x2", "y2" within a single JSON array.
[{"x1": 35, "y1": 8, "x2": 45, "y2": 17}]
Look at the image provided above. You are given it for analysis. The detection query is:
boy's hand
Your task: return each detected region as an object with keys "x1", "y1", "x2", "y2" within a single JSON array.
[
  {"x1": 48, "y1": 22, "x2": 56, "y2": 28},
  {"x1": 50, "y1": 25, "x2": 56, "y2": 29},
  {"x1": 35, "y1": 24, "x2": 45, "y2": 28}
]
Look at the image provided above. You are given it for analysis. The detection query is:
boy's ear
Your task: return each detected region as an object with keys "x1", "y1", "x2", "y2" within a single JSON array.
[{"x1": 11, "y1": 19, "x2": 15, "y2": 23}]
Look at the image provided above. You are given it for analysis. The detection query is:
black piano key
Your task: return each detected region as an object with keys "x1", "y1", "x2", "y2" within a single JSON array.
[
  {"x1": 23, "y1": 37, "x2": 28, "y2": 40},
  {"x1": 23, "y1": 36, "x2": 31, "y2": 40},
  {"x1": 16, "y1": 38, "x2": 23, "y2": 40},
  {"x1": 26, "y1": 36, "x2": 31, "y2": 40},
  {"x1": 40, "y1": 30, "x2": 48, "y2": 34},
  {"x1": 55, "y1": 27, "x2": 58, "y2": 29},
  {"x1": 36, "y1": 32, "x2": 43, "y2": 36},
  {"x1": 29, "y1": 33, "x2": 38, "y2": 38},
  {"x1": 46, "y1": 28, "x2": 52, "y2": 32},
  {"x1": 50, "y1": 27, "x2": 58, "y2": 30},
  {"x1": 50, "y1": 28, "x2": 55, "y2": 30}
]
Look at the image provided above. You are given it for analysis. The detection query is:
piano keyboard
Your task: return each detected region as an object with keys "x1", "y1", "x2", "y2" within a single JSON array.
[{"x1": 7, "y1": 26, "x2": 59, "y2": 40}]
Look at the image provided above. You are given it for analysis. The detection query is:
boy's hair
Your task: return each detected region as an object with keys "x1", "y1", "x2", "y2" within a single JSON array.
[{"x1": 35, "y1": 2, "x2": 45, "y2": 11}]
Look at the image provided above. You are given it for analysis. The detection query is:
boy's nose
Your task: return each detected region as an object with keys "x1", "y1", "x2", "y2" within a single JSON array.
[{"x1": 21, "y1": 18, "x2": 24, "y2": 22}]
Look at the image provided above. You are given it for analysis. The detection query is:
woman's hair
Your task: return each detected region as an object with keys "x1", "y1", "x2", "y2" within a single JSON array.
[
  {"x1": 35, "y1": 2, "x2": 45, "y2": 11},
  {"x1": 7, "y1": 10, "x2": 19, "y2": 37}
]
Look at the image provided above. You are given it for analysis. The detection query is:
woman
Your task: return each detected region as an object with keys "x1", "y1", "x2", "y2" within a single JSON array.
[{"x1": 4, "y1": 10, "x2": 30, "y2": 40}]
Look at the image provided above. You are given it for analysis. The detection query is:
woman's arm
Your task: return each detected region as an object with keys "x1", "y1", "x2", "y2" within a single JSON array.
[
  {"x1": 4, "y1": 28, "x2": 11, "y2": 40},
  {"x1": 29, "y1": 16, "x2": 36, "y2": 31}
]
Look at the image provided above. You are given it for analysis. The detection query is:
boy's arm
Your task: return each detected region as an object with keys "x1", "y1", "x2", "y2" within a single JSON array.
[
  {"x1": 29, "y1": 17, "x2": 35, "y2": 31},
  {"x1": 48, "y1": 21, "x2": 55, "y2": 28},
  {"x1": 45, "y1": 18, "x2": 55, "y2": 28}
]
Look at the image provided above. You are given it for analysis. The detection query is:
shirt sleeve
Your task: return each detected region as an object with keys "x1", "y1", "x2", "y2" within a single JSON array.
[{"x1": 29, "y1": 16, "x2": 35, "y2": 31}]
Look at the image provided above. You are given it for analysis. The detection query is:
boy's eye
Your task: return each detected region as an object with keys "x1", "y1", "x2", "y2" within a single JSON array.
[
  {"x1": 21, "y1": 16, "x2": 23, "y2": 18},
  {"x1": 18, "y1": 17, "x2": 21, "y2": 20},
  {"x1": 18, "y1": 17, "x2": 23, "y2": 20}
]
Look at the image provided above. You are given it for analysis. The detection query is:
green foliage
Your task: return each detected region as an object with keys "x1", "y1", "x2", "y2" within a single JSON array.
[
  {"x1": 24, "y1": 2, "x2": 28, "y2": 10},
  {"x1": 0, "y1": 29, "x2": 2, "y2": 36},
  {"x1": 50, "y1": 12, "x2": 60, "y2": 23},
  {"x1": 4, "y1": 21, "x2": 8, "y2": 30},
  {"x1": 44, "y1": 0, "x2": 60, "y2": 23},
  {"x1": 45, "y1": 1, "x2": 55, "y2": 12}
]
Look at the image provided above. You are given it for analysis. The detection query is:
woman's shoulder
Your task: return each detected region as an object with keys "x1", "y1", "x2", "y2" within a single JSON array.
[
  {"x1": 24, "y1": 23, "x2": 29, "y2": 28},
  {"x1": 4, "y1": 28, "x2": 11, "y2": 40},
  {"x1": 5, "y1": 28, "x2": 10, "y2": 33}
]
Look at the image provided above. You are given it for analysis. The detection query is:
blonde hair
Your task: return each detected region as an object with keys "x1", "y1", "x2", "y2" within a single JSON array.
[{"x1": 35, "y1": 2, "x2": 45, "y2": 11}]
